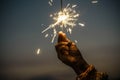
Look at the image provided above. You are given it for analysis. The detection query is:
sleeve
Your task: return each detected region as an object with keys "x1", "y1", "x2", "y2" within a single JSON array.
[{"x1": 76, "y1": 65, "x2": 108, "y2": 80}]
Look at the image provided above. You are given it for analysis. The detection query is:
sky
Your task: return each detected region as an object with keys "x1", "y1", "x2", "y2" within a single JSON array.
[{"x1": 0, "y1": 0, "x2": 120, "y2": 80}]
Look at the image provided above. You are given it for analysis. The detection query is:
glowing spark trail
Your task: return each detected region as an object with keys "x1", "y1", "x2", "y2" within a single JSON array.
[
  {"x1": 91, "y1": 0, "x2": 98, "y2": 4},
  {"x1": 42, "y1": 0, "x2": 85, "y2": 43},
  {"x1": 74, "y1": 40, "x2": 78, "y2": 43},
  {"x1": 79, "y1": 23, "x2": 85, "y2": 27},
  {"x1": 37, "y1": 48, "x2": 41, "y2": 55},
  {"x1": 48, "y1": 0, "x2": 53, "y2": 6}
]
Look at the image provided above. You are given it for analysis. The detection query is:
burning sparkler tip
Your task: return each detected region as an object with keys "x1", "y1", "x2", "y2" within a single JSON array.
[{"x1": 42, "y1": 0, "x2": 84, "y2": 43}]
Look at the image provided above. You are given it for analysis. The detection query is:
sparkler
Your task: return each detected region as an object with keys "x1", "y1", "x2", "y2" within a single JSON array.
[{"x1": 42, "y1": 0, "x2": 85, "y2": 43}]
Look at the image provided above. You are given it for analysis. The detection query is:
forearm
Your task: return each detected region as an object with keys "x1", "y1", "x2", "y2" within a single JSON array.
[
  {"x1": 73, "y1": 60, "x2": 108, "y2": 80},
  {"x1": 69, "y1": 51, "x2": 108, "y2": 80},
  {"x1": 55, "y1": 31, "x2": 108, "y2": 80},
  {"x1": 75, "y1": 64, "x2": 108, "y2": 80}
]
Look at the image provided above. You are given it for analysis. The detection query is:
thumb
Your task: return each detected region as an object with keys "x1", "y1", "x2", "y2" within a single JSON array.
[{"x1": 58, "y1": 31, "x2": 70, "y2": 43}]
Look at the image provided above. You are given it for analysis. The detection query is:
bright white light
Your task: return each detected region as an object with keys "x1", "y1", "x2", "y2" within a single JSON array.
[
  {"x1": 45, "y1": 34, "x2": 49, "y2": 38},
  {"x1": 74, "y1": 40, "x2": 78, "y2": 43},
  {"x1": 48, "y1": 0, "x2": 53, "y2": 6},
  {"x1": 37, "y1": 48, "x2": 41, "y2": 55},
  {"x1": 42, "y1": 1, "x2": 85, "y2": 43},
  {"x1": 91, "y1": 0, "x2": 98, "y2": 4},
  {"x1": 78, "y1": 23, "x2": 85, "y2": 27},
  {"x1": 72, "y1": 5, "x2": 77, "y2": 8},
  {"x1": 57, "y1": 13, "x2": 68, "y2": 23}
]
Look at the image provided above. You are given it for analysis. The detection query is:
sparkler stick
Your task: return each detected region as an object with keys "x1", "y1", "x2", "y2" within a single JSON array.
[
  {"x1": 61, "y1": 0, "x2": 63, "y2": 11},
  {"x1": 42, "y1": 0, "x2": 85, "y2": 43}
]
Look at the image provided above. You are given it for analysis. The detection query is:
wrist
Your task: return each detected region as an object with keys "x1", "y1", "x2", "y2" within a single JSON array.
[
  {"x1": 72, "y1": 59, "x2": 89, "y2": 75},
  {"x1": 76, "y1": 65, "x2": 96, "y2": 80}
]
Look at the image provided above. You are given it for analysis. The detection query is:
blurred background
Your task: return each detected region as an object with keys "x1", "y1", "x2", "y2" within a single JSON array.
[{"x1": 0, "y1": 0, "x2": 120, "y2": 80}]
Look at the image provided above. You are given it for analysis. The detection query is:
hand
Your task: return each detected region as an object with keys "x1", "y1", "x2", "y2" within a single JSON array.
[
  {"x1": 55, "y1": 32, "x2": 108, "y2": 80},
  {"x1": 55, "y1": 31, "x2": 89, "y2": 74},
  {"x1": 55, "y1": 31, "x2": 81, "y2": 66}
]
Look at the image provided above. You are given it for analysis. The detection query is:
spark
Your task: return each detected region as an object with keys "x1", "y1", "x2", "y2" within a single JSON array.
[
  {"x1": 78, "y1": 23, "x2": 85, "y2": 27},
  {"x1": 74, "y1": 40, "x2": 78, "y2": 43},
  {"x1": 68, "y1": 28, "x2": 72, "y2": 34},
  {"x1": 72, "y1": 5, "x2": 77, "y2": 8},
  {"x1": 51, "y1": 28, "x2": 57, "y2": 43},
  {"x1": 42, "y1": 1, "x2": 84, "y2": 43},
  {"x1": 91, "y1": 0, "x2": 98, "y2": 4},
  {"x1": 50, "y1": 0, "x2": 53, "y2": 2},
  {"x1": 48, "y1": 0, "x2": 53, "y2": 6},
  {"x1": 37, "y1": 48, "x2": 41, "y2": 55},
  {"x1": 45, "y1": 34, "x2": 49, "y2": 38}
]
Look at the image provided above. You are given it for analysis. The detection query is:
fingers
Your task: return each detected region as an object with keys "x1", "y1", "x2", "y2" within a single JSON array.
[
  {"x1": 56, "y1": 31, "x2": 71, "y2": 53},
  {"x1": 55, "y1": 41, "x2": 76, "y2": 56},
  {"x1": 55, "y1": 31, "x2": 79, "y2": 57},
  {"x1": 55, "y1": 41, "x2": 75, "y2": 50},
  {"x1": 55, "y1": 42, "x2": 69, "y2": 61},
  {"x1": 55, "y1": 42, "x2": 68, "y2": 54},
  {"x1": 58, "y1": 31, "x2": 70, "y2": 43}
]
